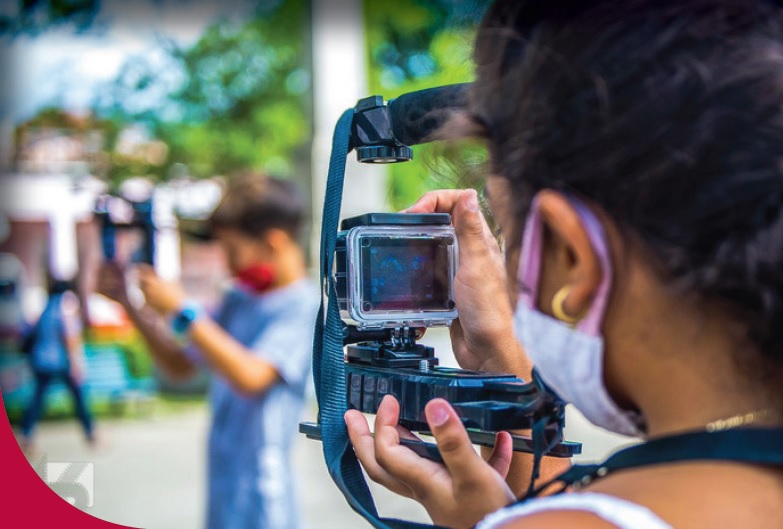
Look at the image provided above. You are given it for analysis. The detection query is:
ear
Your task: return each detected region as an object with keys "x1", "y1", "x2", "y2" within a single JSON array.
[
  {"x1": 262, "y1": 228, "x2": 292, "y2": 251},
  {"x1": 536, "y1": 190, "x2": 603, "y2": 320}
]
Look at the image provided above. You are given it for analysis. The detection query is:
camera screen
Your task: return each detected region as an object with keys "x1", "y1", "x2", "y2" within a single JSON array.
[{"x1": 361, "y1": 237, "x2": 452, "y2": 312}]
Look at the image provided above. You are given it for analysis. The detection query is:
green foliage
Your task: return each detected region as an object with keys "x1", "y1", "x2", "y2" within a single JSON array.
[
  {"x1": 364, "y1": 0, "x2": 490, "y2": 210},
  {"x1": 95, "y1": 1, "x2": 311, "y2": 182}
]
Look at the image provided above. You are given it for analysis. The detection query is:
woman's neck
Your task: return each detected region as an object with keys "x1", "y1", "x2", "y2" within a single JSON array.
[{"x1": 604, "y1": 256, "x2": 782, "y2": 438}]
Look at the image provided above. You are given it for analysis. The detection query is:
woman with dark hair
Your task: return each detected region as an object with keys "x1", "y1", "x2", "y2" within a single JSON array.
[{"x1": 345, "y1": 1, "x2": 783, "y2": 528}]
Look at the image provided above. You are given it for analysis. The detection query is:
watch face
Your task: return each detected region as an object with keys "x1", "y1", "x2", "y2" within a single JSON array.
[{"x1": 172, "y1": 304, "x2": 200, "y2": 334}]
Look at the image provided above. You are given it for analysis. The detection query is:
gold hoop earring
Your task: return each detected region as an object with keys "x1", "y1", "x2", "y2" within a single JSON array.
[{"x1": 551, "y1": 286, "x2": 580, "y2": 325}]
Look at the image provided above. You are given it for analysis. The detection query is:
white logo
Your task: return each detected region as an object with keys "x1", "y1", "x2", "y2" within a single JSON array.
[{"x1": 33, "y1": 455, "x2": 94, "y2": 508}]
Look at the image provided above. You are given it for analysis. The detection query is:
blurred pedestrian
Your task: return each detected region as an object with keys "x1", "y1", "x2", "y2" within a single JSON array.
[
  {"x1": 98, "y1": 172, "x2": 317, "y2": 529},
  {"x1": 20, "y1": 277, "x2": 94, "y2": 453}
]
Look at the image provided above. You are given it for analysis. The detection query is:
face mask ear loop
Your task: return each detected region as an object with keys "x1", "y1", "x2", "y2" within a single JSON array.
[
  {"x1": 517, "y1": 195, "x2": 612, "y2": 337},
  {"x1": 568, "y1": 198, "x2": 613, "y2": 337},
  {"x1": 517, "y1": 197, "x2": 544, "y2": 311}
]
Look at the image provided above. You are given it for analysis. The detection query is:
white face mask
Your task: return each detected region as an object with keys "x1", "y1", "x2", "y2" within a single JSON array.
[{"x1": 512, "y1": 196, "x2": 644, "y2": 437}]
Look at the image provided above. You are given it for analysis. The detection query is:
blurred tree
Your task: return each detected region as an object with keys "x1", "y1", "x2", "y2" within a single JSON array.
[
  {"x1": 0, "y1": 0, "x2": 98, "y2": 37},
  {"x1": 363, "y1": 0, "x2": 490, "y2": 210},
  {"x1": 95, "y1": 0, "x2": 311, "y2": 185}
]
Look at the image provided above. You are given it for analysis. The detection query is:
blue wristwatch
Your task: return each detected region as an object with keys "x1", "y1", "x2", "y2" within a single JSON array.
[{"x1": 171, "y1": 300, "x2": 203, "y2": 337}]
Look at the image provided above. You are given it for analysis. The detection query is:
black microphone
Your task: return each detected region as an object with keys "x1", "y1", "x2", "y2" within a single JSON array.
[{"x1": 387, "y1": 83, "x2": 471, "y2": 146}]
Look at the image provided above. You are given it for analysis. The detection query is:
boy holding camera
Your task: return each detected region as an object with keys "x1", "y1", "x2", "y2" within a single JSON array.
[{"x1": 98, "y1": 173, "x2": 317, "y2": 529}]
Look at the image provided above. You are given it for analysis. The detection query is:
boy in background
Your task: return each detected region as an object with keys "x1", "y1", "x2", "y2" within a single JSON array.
[{"x1": 98, "y1": 173, "x2": 317, "y2": 529}]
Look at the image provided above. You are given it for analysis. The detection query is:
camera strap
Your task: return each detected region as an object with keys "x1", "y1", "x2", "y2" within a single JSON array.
[
  {"x1": 313, "y1": 109, "x2": 441, "y2": 529},
  {"x1": 523, "y1": 427, "x2": 783, "y2": 500}
]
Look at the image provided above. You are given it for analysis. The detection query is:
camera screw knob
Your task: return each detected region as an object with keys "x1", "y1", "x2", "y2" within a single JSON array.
[{"x1": 357, "y1": 145, "x2": 413, "y2": 163}]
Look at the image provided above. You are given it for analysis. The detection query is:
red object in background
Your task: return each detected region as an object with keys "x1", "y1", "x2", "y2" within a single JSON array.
[
  {"x1": 0, "y1": 391, "x2": 137, "y2": 529},
  {"x1": 235, "y1": 263, "x2": 275, "y2": 294}
]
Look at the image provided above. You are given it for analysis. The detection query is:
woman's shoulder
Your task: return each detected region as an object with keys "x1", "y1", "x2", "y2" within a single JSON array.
[
  {"x1": 480, "y1": 492, "x2": 670, "y2": 529},
  {"x1": 483, "y1": 462, "x2": 783, "y2": 529},
  {"x1": 584, "y1": 462, "x2": 783, "y2": 529},
  {"x1": 494, "y1": 509, "x2": 620, "y2": 529}
]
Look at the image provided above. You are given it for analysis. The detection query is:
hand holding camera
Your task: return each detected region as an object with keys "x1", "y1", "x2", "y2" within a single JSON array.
[
  {"x1": 342, "y1": 189, "x2": 537, "y2": 528},
  {"x1": 135, "y1": 265, "x2": 186, "y2": 316},
  {"x1": 345, "y1": 395, "x2": 516, "y2": 529},
  {"x1": 404, "y1": 189, "x2": 529, "y2": 378}
]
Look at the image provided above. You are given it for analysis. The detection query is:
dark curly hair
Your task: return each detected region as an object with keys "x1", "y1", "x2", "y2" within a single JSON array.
[{"x1": 471, "y1": 0, "x2": 783, "y2": 371}]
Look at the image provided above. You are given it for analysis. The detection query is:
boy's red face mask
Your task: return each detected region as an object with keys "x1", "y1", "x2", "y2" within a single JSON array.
[
  {"x1": 217, "y1": 229, "x2": 276, "y2": 293},
  {"x1": 235, "y1": 263, "x2": 275, "y2": 294}
]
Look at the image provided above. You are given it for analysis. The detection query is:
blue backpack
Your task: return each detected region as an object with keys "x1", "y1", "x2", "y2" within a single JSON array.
[{"x1": 25, "y1": 293, "x2": 70, "y2": 374}]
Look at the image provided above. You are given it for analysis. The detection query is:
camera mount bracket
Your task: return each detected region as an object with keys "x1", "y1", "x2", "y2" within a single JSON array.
[
  {"x1": 344, "y1": 324, "x2": 438, "y2": 370},
  {"x1": 353, "y1": 95, "x2": 413, "y2": 163}
]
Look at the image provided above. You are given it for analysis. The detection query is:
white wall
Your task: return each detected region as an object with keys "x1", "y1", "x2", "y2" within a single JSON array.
[{"x1": 311, "y1": 0, "x2": 389, "y2": 260}]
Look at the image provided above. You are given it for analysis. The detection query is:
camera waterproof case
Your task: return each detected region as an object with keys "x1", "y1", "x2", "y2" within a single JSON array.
[{"x1": 335, "y1": 213, "x2": 458, "y2": 330}]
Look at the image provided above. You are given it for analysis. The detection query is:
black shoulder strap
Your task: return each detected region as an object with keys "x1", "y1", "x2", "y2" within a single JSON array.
[{"x1": 524, "y1": 427, "x2": 783, "y2": 499}]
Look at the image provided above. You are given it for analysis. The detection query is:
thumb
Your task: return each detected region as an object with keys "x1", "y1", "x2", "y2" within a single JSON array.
[
  {"x1": 425, "y1": 399, "x2": 486, "y2": 485},
  {"x1": 486, "y1": 431, "x2": 513, "y2": 478},
  {"x1": 453, "y1": 190, "x2": 494, "y2": 262}
]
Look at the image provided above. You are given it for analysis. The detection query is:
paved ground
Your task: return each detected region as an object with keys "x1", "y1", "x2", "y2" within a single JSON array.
[
  {"x1": 21, "y1": 402, "x2": 434, "y2": 529},
  {"x1": 18, "y1": 329, "x2": 636, "y2": 529}
]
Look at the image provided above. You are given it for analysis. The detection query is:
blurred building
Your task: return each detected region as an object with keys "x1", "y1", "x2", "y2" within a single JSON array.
[
  {"x1": 1, "y1": 114, "x2": 227, "y2": 326},
  {"x1": 0, "y1": 172, "x2": 103, "y2": 321},
  {"x1": 0, "y1": 113, "x2": 227, "y2": 403}
]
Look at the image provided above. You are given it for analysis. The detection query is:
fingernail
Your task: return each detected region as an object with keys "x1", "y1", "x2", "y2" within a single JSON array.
[
  {"x1": 465, "y1": 190, "x2": 479, "y2": 212},
  {"x1": 426, "y1": 400, "x2": 450, "y2": 427}
]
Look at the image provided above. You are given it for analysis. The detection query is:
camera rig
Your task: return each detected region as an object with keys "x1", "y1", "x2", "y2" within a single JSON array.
[
  {"x1": 301, "y1": 84, "x2": 580, "y2": 528},
  {"x1": 95, "y1": 194, "x2": 156, "y2": 266}
]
